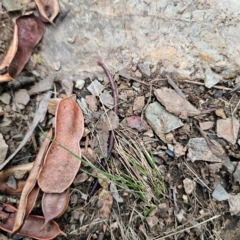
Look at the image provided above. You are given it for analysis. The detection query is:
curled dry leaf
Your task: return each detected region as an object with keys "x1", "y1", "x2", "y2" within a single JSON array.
[
  {"x1": 38, "y1": 95, "x2": 84, "y2": 193},
  {"x1": 0, "y1": 14, "x2": 45, "y2": 82},
  {"x1": 0, "y1": 162, "x2": 33, "y2": 195},
  {"x1": 35, "y1": 0, "x2": 60, "y2": 26},
  {"x1": 0, "y1": 202, "x2": 66, "y2": 239},
  {"x1": 12, "y1": 130, "x2": 52, "y2": 234},
  {"x1": 41, "y1": 188, "x2": 70, "y2": 229},
  {"x1": 154, "y1": 88, "x2": 200, "y2": 119}
]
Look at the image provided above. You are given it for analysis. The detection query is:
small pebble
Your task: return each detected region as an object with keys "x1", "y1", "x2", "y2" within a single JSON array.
[
  {"x1": 75, "y1": 79, "x2": 85, "y2": 89},
  {"x1": 214, "y1": 90, "x2": 223, "y2": 99},
  {"x1": 165, "y1": 149, "x2": 174, "y2": 158},
  {"x1": 12, "y1": 134, "x2": 24, "y2": 141}
]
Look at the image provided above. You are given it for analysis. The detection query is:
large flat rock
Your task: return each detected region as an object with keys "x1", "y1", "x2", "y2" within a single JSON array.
[{"x1": 40, "y1": 0, "x2": 240, "y2": 80}]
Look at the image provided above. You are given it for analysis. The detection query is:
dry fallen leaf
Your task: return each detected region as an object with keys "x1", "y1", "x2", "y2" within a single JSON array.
[
  {"x1": 98, "y1": 189, "x2": 113, "y2": 233},
  {"x1": 35, "y1": 0, "x2": 60, "y2": 26},
  {"x1": 12, "y1": 130, "x2": 52, "y2": 234},
  {"x1": 125, "y1": 116, "x2": 149, "y2": 132},
  {"x1": 0, "y1": 202, "x2": 66, "y2": 239},
  {"x1": 154, "y1": 88, "x2": 200, "y2": 119},
  {"x1": 0, "y1": 14, "x2": 45, "y2": 82},
  {"x1": 38, "y1": 95, "x2": 84, "y2": 193}
]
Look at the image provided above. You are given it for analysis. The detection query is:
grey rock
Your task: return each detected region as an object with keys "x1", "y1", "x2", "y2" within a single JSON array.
[
  {"x1": 229, "y1": 193, "x2": 240, "y2": 216},
  {"x1": 204, "y1": 68, "x2": 222, "y2": 88},
  {"x1": 40, "y1": 0, "x2": 240, "y2": 80},
  {"x1": 3, "y1": 0, "x2": 23, "y2": 11},
  {"x1": 217, "y1": 117, "x2": 239, "y2": 145},
  {"x1": 119, "y1": 67, "x2": 131, "y2": 80},
  {"x1": 87, "y1": 80, "x2": 105, "y2": 96},
  {"x1": 0, "y1": 93, "x2": 11, "y2": 105},
  {"x1": 212, "y1": 184, "x2": 229, "y2": 201},
  {"x1": 0, "y1": 133, "x2": 8, "y2": 164},
  {"x1": 12, "y1": 134, "x2": 24, "y2": 141},
  {"x1": 14, "y1": 89, "x2": 30, "y2": 106},
  {"x1": 6, "y1": 175, "x2": 17, "y2": 190},
  {"x1": 99, "y1": 90, "x2": 114, "y2": 108},
  {"x1": 138, "y1": 64, "x2": 151, "y2": 78},
  {"x1": 223, "y1": 157, "x2": 234, "y2": 174},
  {"x1": 145, "y1": 102, "x2": 183, "y2": 143},
  {"x1": 28, "y1": 75, "x2": 55, "y2": 95},
  {"x1": 188, "y1": 138, "x2": 223, "y2": 163},
  {"x1": 233, "y1": 162, "x2": 240, "y2": 182}
]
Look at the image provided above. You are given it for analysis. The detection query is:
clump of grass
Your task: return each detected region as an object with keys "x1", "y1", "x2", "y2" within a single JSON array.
[{"x1": 110, "y1": 128, "x2": 166, "y2": 203}]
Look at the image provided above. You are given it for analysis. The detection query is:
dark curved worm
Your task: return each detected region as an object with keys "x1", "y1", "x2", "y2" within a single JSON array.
[{"x1": 89, "y1": 61, "x2": 118, "y2": 197}]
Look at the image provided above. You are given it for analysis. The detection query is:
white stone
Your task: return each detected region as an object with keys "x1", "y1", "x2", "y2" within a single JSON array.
[{"x1": 75, "y1": 79, "x2": 85, "y2": 89}]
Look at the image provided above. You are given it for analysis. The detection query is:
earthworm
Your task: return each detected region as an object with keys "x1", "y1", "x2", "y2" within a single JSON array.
[{"x1": 89, "y1": 61, "x2": 118, "y2": 197}]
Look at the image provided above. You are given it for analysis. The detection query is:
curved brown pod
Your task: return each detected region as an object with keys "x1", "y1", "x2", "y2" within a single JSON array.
[
  {"x1": 0, "y1": 202, "x2": 66, "y2": 239},
  {"x1": 12, "y1": 129, "x2": 52, "y2": 234},
  {"x1": 38, "y1": 95, "x2": 84, "y2": 193},
  {"x1": 0, "y1": 14, "x2": 45, "y2": 82},
  {"x1": 41, "y1": 188, "x2": 70, "y2": 229}
]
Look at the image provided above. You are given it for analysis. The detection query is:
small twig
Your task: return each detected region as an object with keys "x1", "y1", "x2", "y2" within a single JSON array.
[
  {"x1": 166, "y1": 75, "x2": 186, "y2": 99},
  {"x1": 154, "y1": 215, "x2": 221, "y2": 240},
  {"x1": 130, "y1": 77, "x2": 159, "y2": 87},
  {"x1": 171, "y1": 186, "x2": 179, "y2": 214},
  {"x1": 97, "y1": 60, "x2": 118, "y2": 157},
  {"x1": 27, "y1": 121, "x2": 38, "y2": 152},
  {"x1": 89, "y1": 61, "x2": 118, "y2": 197},
  {"x1": 141, "y1": 82, "x2": 152, "y2": 120},
  {"x1": 85, "y1": 135, "x2": 89, "y2": 152},
  {"x1": 184, "y1": 162, "x2": 212, "y2": 191},
  {"x1": 228, "y1": 82, "x2": 240, "y2": 94},
  {"x1": 200, "y1": 108, "x2": 217, "y2": 114},
  {"x1": 232, "y1": 99, "x2": 240, "y2": 115},
  {"x1": 181, "y1": 79, "x2": 240, "y2": 92}
]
